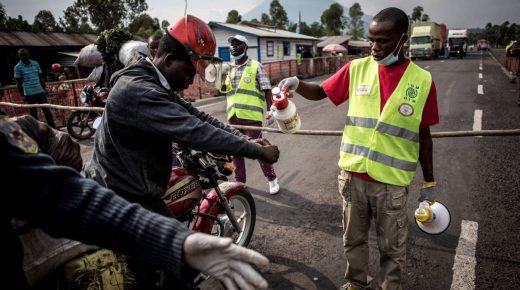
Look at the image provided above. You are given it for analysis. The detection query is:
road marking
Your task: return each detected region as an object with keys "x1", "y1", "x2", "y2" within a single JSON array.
[
  {"x1": 441, "y1": 60, "x2": 445, "y2": 63},
  {"x1": 479, "y1": 73, "x2": 483, "y2": 79},
  {"x1": 479, "y1": 65, "x2": 482, "y2": 71},
  {"x1": 477, "y1": 84, "x2": 484, "y2": 95},
  {"x1": 473, "y1": 109, "x2": 483, "y2": 138},
  {"x1": 424, "y1": 66, "x2": 431, "y2": 69},
  {"x1": 450, "y1": 220, "x2": 478, "y2": 290}
]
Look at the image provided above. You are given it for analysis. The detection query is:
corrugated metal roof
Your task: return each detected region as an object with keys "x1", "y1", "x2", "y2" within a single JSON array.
[
  {"x1": 317, "y1": 36, "x2": 352, "y2": 48},
  {"x1": 0, "y1": 32, "x2": 98, "y2": 47},
  {"x1": 209, "y1": 22, "x2": 318, "y2": 41},
  {"x1": 348, "y1": 40, "x2": 371, "y2": 48}
]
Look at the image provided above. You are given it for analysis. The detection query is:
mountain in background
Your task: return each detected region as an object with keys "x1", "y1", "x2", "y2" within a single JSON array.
[{"x1": 242, "y1": 0, "x2": 372, "y2": 36}]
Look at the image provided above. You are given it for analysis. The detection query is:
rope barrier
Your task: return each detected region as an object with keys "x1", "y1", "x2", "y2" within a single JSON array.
[
  {"x1": 232, "y1": 125, "x2": 520, "y2": 138},
  {"x1": 0, "y1": 102, "x2": 104, "y2": 112},
  {"x1": 1, "y1": 102, "x2": 519, "y2": 138}
]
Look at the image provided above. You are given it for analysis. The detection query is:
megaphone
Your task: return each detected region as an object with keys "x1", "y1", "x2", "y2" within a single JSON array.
[
  {"x1": 414, "y1": 201, "x2": 451, "y2": 235},
  {"x1": 204, "y1": 63, "x2": 229, "y2": 90}
]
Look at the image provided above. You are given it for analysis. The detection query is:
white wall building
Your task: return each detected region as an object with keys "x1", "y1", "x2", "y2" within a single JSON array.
[{"x1": 208, "y1": 22, "x2": 318, "y2": 63}]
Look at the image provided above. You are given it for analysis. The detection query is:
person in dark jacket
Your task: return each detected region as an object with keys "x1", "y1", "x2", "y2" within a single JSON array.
[
  {"x1": 85, "y1": 17, "x2": 279, "y2": 289},
  {"x1": 1, "y1": 114, "x2": 269, "y2": 290}
]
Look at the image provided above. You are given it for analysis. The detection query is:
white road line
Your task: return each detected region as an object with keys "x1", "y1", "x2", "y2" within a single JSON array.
[
  {"x1": 424, "y1": 66, "x2": 431, "y2": 69},
  {"x1": 441, "y1": 60, "x2": 445, "y2": 63},
  {"x1": 450, "y1": 220, "x2": 478, "y2": 290},
  {"x1": 479, "y1": 73, "x2": 483, "y2": 79},
  {"x1": 473, "y1": 109, "x2": 483, "y2": 138},
  {"x1": 479, "y1": 65, "x2": 482, "y2": 71},
  {"x1": 477, "y1": 84, "x2": 484, "y2": 95}
]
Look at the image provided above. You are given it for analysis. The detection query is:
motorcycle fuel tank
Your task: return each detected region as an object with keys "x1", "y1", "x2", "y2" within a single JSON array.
[{"x1": 163, "y1": 167, "x2": 203, "y2": 217}]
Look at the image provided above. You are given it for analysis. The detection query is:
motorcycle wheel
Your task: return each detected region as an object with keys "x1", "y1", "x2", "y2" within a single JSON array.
[
  {"x1": 66, "y1": 111, "x2": 97, "y2": 140},
  {"x1": 214, "y1": 189, "x2": 256, "y2": 247}
]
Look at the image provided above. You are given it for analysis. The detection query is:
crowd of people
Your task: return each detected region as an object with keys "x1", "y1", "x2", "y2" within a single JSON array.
[{"x1": 5, "y1": 5, "x2": 520, "y2": 290}]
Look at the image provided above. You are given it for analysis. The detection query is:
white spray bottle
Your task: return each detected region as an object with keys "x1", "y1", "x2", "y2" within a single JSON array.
[{"x1": 266, "y1": 86, "x2": 301, "y2": 134}]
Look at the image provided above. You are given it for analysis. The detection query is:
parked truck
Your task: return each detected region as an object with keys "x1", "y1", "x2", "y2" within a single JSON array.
[
  {"x1": 448, "y1": 29, "x2": 468, "y2": 57},
  {"x1": 409, "y1": 22, "x2": 444, "y2": 60}
]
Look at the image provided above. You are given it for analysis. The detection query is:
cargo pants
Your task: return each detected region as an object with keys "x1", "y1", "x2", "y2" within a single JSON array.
[{"x1": 338, "y1": 170, "x2": 408, "y2": 290}]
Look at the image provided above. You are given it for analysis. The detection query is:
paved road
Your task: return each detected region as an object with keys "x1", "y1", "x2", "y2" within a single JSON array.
[{"x1": 78, "y1": 51, "x2": 520, "y2": 290}]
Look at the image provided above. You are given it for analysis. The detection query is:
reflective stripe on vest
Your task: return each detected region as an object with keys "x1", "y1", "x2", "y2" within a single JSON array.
[
  {"x1": 226, "y1": 60, "x2": 265, "y2": 121},
  {"x1": 338, "y1": 57, "x2": 432, "y2": 186}
]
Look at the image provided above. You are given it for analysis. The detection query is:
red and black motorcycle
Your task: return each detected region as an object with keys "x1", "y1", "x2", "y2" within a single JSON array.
[
  {"x1": 66, "y1": 86, "x2": 107, "y2": 140},
  {"x1": 163, "y1": 145, "x2": 256, "y2": 247}
]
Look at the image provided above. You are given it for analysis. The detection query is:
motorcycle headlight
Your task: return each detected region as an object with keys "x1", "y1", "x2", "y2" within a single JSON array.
[{"x1": 79, "y1": 91, "x2": 87, "y2": 104}]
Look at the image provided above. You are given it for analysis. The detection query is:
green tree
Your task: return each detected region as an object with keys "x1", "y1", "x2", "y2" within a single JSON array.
[
  {"x1": 505, "y1": 23, "x2": 519, "y2": 44},
  {"x1": 260, "y1": 13, "x2": 271, "y2": 26},
  {"x1": 345, "y1": 2, "x2": 364, "y2": 39},
  {"x1": 288, "y1": 21, "x2": 324, "y2": 37},
  {"x1": 226, "y1": 10, "x2": 242, "y2": 24},
  {"x1": 309, "y1": 21, "x2": 325, "y2": 37},
  {"x1": 128, "y1": 13, "x2": 161, "y2": 38},
  {"x1": 71, "y1": 0, "x2": 148, "y2": 31},
  {"x1": 411, "y1": 6, "x2": 423, "y2": 22},
  {"x1": 321, "y1": 3, "x2": 346, "y2": 36},
  {"x1": 269, "y1": 0, "x2": 288, "y2": 29},
  {"x1": 0, "y1": 3, "x2": 7, "y2": 31},
  {"x1": 421, "y1": 14, "x2": 430, "y2": 22},
  {"x1": 241, "y1": 18, "x2": 260, "y2": 26},
  {"x1": 161, "y1": 20, "x2": 170, "y2": 30},
  {"x1": 6, "y1": 15, "x2": 31, "y2": 31},
  {"x1": 60, "y1": 5, "x2": 80, "y2": 32},
  {"x1": 31, "y1": 10, "x2": 58, "y2": 32}
]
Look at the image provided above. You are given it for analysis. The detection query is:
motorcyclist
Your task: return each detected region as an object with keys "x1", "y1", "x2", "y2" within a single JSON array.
[
  {"x1": 85, "y1": 15, "x2": 279, "y2": 290},
  {"x1": 0, "y1": 112, "x2": 269, "y2": 290}
]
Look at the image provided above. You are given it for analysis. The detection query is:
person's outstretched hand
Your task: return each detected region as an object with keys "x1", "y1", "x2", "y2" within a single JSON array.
[
  {"x1": 259, "y1": 143, "x2": 279, "y2": 164},
  {"x1": 184, "y1": 233, "x2": 269, "y2": 290},
  {"x1": 277, "y1": 76, "x2": 299, "y2": 97}
]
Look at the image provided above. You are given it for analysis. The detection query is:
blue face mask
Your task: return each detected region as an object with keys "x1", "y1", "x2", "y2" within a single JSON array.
[
  {"x1": 375, "y1": 34, "x2": 406, "y2": 66},
  {"x1": 230, "y1": 51, "x2": 246, "y2": 61}
]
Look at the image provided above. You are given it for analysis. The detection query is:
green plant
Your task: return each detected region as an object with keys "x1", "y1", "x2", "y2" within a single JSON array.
[{"x1": 95, "y1": 28, "x2": 133, "y2": 56}]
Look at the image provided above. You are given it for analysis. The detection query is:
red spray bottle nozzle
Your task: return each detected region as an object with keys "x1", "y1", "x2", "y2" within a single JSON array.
[{"x1": 271, "y1": 87, "x2": 289, "y2": 110}]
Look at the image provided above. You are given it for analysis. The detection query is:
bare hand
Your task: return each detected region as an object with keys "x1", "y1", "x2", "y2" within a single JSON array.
[
  {"x1": 259, "y1": 144, "x2": 279, "y2": 164},
  {"x1": 184, "y1": 233, "x2": 269, "y2": 290}
]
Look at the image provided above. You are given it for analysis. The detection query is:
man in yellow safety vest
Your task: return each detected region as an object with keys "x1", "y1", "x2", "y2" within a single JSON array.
[
  {"x1": 278, "y1": 7, "x2": 440, "y2": 290},
  {"x1": 223, "y1": 34, "x2": 280, "y2": 195}
]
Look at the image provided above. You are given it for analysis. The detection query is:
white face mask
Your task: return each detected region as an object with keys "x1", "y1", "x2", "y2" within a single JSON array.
[
  {"x1": 374, "y1": 33, "x2": 406, "y2": 66},
  {"x1": 230, "y1": 51, "x2": 246, "y2": 61}
]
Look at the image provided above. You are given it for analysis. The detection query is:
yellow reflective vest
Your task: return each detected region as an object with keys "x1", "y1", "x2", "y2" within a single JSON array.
[
  {"x1": 225, "y1": 60, "x2": 266, "y2": 121},
  {"x1": 338, "y1": 57, "x2": 432, "y2": 186}
]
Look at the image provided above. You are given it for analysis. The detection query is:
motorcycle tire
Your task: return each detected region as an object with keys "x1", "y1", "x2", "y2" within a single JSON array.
[
  {"x1": 216, "y1": 188, "x2": 256, "y2": 247},
  {"x1": 66, "y1": 111, "x2": 97, "y2": 140}
]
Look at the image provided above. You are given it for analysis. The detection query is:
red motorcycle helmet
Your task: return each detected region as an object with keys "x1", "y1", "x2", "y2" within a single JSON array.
[
  {"x1": 51, "y1": 63, "x2": 61, "y2": 73},
  {"x1": 167, "y1": 15, "x2": 222, "y2": 81}
]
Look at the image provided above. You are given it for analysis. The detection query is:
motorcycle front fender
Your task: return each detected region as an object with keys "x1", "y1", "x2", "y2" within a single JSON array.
[{"x1": 193, "y1": 181, "x2": 246, "y2": 233}]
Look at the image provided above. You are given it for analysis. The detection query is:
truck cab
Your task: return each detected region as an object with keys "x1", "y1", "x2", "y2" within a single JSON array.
[
  {"x1": 448, "y1": 29, "x2": 468, "y2": 57},
  {"x1": 409, "y1": 22, "x2": 442, "y2": 60}
]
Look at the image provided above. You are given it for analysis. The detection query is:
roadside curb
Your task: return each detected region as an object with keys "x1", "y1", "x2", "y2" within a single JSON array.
[{"x1": 488, "y1": 50, "x2": 514, "y2": 81}]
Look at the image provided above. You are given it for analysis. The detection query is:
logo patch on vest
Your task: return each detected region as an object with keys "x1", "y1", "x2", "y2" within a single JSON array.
[
  {"x1": 244, "y1": 77, "x2": 251, "y2": 83},
  {"x1": 355, "y1": 85, "x2": 371, "y2": 96},
  {"x1": 404, "y1": 83, "x2": 419, "y2": 103},
  {"x1": 398, "y1": 103, "x2": 414, "y2": 117}
]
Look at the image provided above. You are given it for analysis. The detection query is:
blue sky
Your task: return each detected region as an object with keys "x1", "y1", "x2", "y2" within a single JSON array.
[{"x1": 2, "y1": 0, "x2": 519, "y2": 29}]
